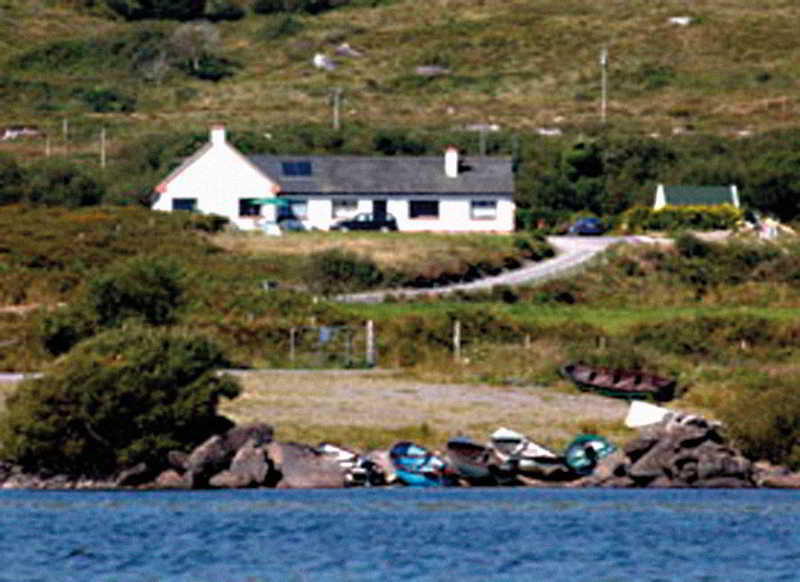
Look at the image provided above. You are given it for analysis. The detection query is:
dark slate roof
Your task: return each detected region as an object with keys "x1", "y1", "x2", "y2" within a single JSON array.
[
  {"x1": 249, "y1": 155, "x2": 514, "y2": 196},
  {"x1": 663, "y1": 186, "x2": 735, "y2": 206}
]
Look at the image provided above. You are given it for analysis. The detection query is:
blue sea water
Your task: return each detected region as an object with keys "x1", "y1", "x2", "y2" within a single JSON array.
[{"x1": 0, "y1": 488, "x2": 798, "y2": 582}]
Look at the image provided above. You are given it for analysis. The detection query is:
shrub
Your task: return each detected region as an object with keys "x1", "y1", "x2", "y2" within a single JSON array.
[
  {"x1": 621, "y1": 204, "x2": 743, "y2": 232},
  {"x1": 88, "y1": 255, "x2": 185, "y2": 328},
  {"x1": 719, "y1": 372, "x2": 800, "y2": 469},
  {"x1": 0, "y1": 325, "x2": 240, "y2": 476},
  {"x1": 105, "y1": 0, "x2": 207, "y2": 20},
  {"x1": 205, "y1": 0, "x2": 245, "y2": 20},
  {"x1": 252, "y1": 0, "x2": 349, "y2": 14},
  {"x1": 74, "y1": 87, "x2": 136, "y2": 113},
  {"x1": 0, "y1": 154, "x2": 24, "y2": 205},
  {"x1": 304, "y1": 249, "x2": 382, "y2": 295},
  {"x1": 24, "y1": 160, "x2": 105, "y2": 208}
]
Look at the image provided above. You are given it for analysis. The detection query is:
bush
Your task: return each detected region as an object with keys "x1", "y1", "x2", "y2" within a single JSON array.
[
  {"x1": 621, "y1": 204, "x2": 743, "y2": 232},
  {"x1": 24, "y1": 160, "x2": 105, "y2": 208},
  {"x1": 0, "y1": 154, "x2": 24, "y2": 205},
  {"x1": 88, "y1": 255, "x2": 185, "y2": 328},
  {"x1": 304, "y1": 249, "x2": 382, "y2": 295},
  {"x1": 205, "y1": 0, "x2": 245, "y2": 20},
  {"x1": 252, "y1": 0, "x2": 349, "y2": 14},
  {"x1": 0, "y1": 325, "x2": 240, "y2": 476},
  {"x1": 75, "y1": 87, "x2": 136, "y2": 113},
  {"x1": 719, "y1": 372, "x2": 800, "y2": 469},
  {"x1": 105, "y1": 0, "x2": 207, "y2": 20}
]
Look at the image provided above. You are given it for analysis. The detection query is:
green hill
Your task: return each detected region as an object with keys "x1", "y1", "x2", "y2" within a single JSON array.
[{"x1": 2, "y1": 0, "x2": 800, "y2": 144}]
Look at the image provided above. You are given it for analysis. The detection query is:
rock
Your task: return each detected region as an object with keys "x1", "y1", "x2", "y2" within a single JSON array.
[
  {"x1": 167, "y1": 451, "x2": 189, "y2": 472},
  {"x1": 758, "y1": 472, "x2": 800, "y2": 489},
  {"x1": 115, "y1": 462, "x2": 156, "y2": 488},
  {"x1": 155, "y1": 469, "x2": 190, "y2": 489},
  {"x1": 623, "y1": 434, "x2": 659, "y2": 463},
  {"x1": 209, "y1": 470, "x2": 252, "y2": 489},
  {"x1": 578, "y1": 450, "x2": 630, "y2": 487},
  {"x1": 620, "y1": 415, "x2": 757, "y2": 488},
  {"x1": 266, "y1": 442, "x2": 347, "y2": 489},
  {"x1": 185, "y1": 435, "x2": 230, "y2": 487},
  {"x1": 223, "y1": 423, "x2": 274, "y2": 451},
  {"x1": 209, "y1": 440, "x2": 271, "y2": 488},
  {"x1": 184, "y1": 423, "x2": 275, "y2": 488}
]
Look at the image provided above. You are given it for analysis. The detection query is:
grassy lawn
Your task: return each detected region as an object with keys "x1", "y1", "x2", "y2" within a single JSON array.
[
  {"x1": 212, "y1": 230, "x2": 520, "y2": 270},
  {"x1": 338, "y1": 302, "x2": 800, "y2": 334}
]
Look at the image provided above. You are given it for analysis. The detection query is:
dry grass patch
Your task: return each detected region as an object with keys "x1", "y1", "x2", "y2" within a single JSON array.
[
  {"x1": 211, "y1": 231, "x2": 517, "y2": 270},
  {"x1": 218, "y1": 369, "x2": 631, "y2": 452}
]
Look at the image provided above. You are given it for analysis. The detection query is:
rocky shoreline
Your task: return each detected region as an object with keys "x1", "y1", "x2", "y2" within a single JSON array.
[{"x1": 2, "y1": 416, "x2": 799, "y2": 491}]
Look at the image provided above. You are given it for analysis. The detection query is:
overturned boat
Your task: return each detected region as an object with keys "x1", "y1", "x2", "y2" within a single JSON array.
[
  {"x1": 489, "y1": 428, "x2": 575, "y2": 481},
  {"x1": 445, "y1": 436, "x2": 516, "y2": 485},
  {"x1": 318, "y1": 442, "x2": 385, "y2": 486},
  {"x1": 389, "y1": 441, "x2": 457, "y2": 487},
  {"x1": 560, "y1": 362, "x2": 677, "y2": 402}
]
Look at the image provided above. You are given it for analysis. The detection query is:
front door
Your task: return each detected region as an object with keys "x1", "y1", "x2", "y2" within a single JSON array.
[{"x1": 373, "y1": 200, "x2": 387, "y2": 220}]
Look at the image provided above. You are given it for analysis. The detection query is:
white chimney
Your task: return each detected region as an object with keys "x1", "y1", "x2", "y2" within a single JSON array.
[
  {"x1": 445, "y1": 146, "x2": 459, "y2": 178},
  {"x1": 210, "y1": 125, "x2": 226, "y2": 146}
]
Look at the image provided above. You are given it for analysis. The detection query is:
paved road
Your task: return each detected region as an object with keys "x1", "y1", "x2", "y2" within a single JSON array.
[{"x1": 339, "y1": 235, "x2": 650, "y2": 303}]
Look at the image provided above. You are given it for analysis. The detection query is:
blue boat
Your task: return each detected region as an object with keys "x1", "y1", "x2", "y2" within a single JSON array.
[{"x1": 389, "y1": 441, "x2": 456, "y2": 487}]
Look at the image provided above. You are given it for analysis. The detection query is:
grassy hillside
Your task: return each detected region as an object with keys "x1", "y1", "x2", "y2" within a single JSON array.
[{"x1": 2, "y1": 0, "x2": 800, "y2": 155}]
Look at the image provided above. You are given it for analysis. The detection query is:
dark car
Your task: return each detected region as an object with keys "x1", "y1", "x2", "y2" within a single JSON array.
[
  {"x1": 331, "y1": 213, "x2": 398, "y2": 232},
  {"x1": 568, "y1": 217, "x2": 606, "y2": 236}
]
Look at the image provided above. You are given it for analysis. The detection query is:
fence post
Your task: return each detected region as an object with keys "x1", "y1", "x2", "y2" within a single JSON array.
[
  {"x1": 289, "y1": 327, "x2": 296, "y2": 363},
  {"x1": 453, "y1": 320, "x2": 461, "y2": 362},
  {"x1": 366, "y1": 320, "x2": 376, "y2": 367}
]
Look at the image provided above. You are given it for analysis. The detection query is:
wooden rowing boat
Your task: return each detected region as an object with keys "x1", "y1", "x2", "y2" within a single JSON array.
[{"x1": 560, "y1": 362, "x2": 677, "y2": 401}]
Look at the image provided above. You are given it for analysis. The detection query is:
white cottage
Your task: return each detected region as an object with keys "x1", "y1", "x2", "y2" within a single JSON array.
[{"x1": 153, "y1": 126, "x2": 516, "y2": 233}]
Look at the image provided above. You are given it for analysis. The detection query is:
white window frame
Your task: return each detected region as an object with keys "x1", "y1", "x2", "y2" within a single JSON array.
[
  {"x1": 470, "y1": 200, "x2": 497, "y2": 220},
  {"x1": 332, "y1": 199, "x2": 358, "y2": 219}
]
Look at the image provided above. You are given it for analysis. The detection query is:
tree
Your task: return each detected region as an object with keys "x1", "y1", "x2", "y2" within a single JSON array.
[{"x1": 0, "y1": 325, "x2": 240, "y2": 476}]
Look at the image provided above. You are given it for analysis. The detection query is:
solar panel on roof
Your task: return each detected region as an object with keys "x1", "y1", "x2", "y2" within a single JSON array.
[{"x1": 281, "y1": 161, "x2": 312, "y2": 176}]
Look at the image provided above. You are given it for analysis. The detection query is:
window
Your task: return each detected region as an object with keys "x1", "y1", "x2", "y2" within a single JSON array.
[
  {"x1": 471, "y1": 200, "x2": 497, "y2": 220},
  {"x1": 172, "y1": 198, "x2": 196, "y2": 212},
  {"x1": 278, "y1": 200, "x2": 308, "y2": 219},
  {"x1": 332, "y1": 199, "x2": 358, "y2": 218},
  {"x1": 281, "y1": 161, "x2": 312, "y2": 177},
  {"x1": 409, "y1": 200, "x2": 439, "y2": 219},
  {"x1": 239, "y1": 198, "x2": 261, "y2": 217}
]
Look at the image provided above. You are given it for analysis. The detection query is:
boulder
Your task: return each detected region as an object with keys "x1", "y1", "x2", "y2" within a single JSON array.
[
  {"x1": 115, "y1": 462, "x2": 156, "y2": 488},
  {"x1": 184, "y1": 423, "x2": 275, "y2": 488},
  {"x1": 185, "y1": 435, "x2": 230, "y2": 488},
  {"x1": 155, "y1": 469, "x2": 191, "y2": 489},
  {"x1": 758, "y1": 472, "x2": 800, "y2": 489},
  {"x1": 622, "y1": 417, "x2": 754, "y2": 488},
  {"x1": 167, "y1": 451, "x2": 189, "y2": 472},
  {"x1": 223, "y1": 423, "x2": 274, "y2": 451},
  {"x1": 266, "y1": 442, "x2": 347, "y2": 489},
  {"x1": 208, "y1": 440, "x2": 271, "y2": 488}
]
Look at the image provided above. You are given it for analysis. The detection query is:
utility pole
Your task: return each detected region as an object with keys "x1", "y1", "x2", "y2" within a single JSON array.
[
  {"x1": 331, "y1": 87, "x2": 342, "y2": 130},
  {"x1": 100, "y1": 127, "x2": 106, "y2": 169},
  {"x1": 600, "y1": 47, "x2": 608, "y2": 124}
]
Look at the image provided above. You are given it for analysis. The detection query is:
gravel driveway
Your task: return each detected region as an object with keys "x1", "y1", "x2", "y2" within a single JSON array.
[{"x1": 339, "y1": 235, "x2": 647, "y2": 302}]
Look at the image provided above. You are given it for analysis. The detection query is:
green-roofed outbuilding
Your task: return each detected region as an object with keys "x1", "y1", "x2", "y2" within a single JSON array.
[{"x1": 653, "y1": 184, "x2": 740, "y2": 210}]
